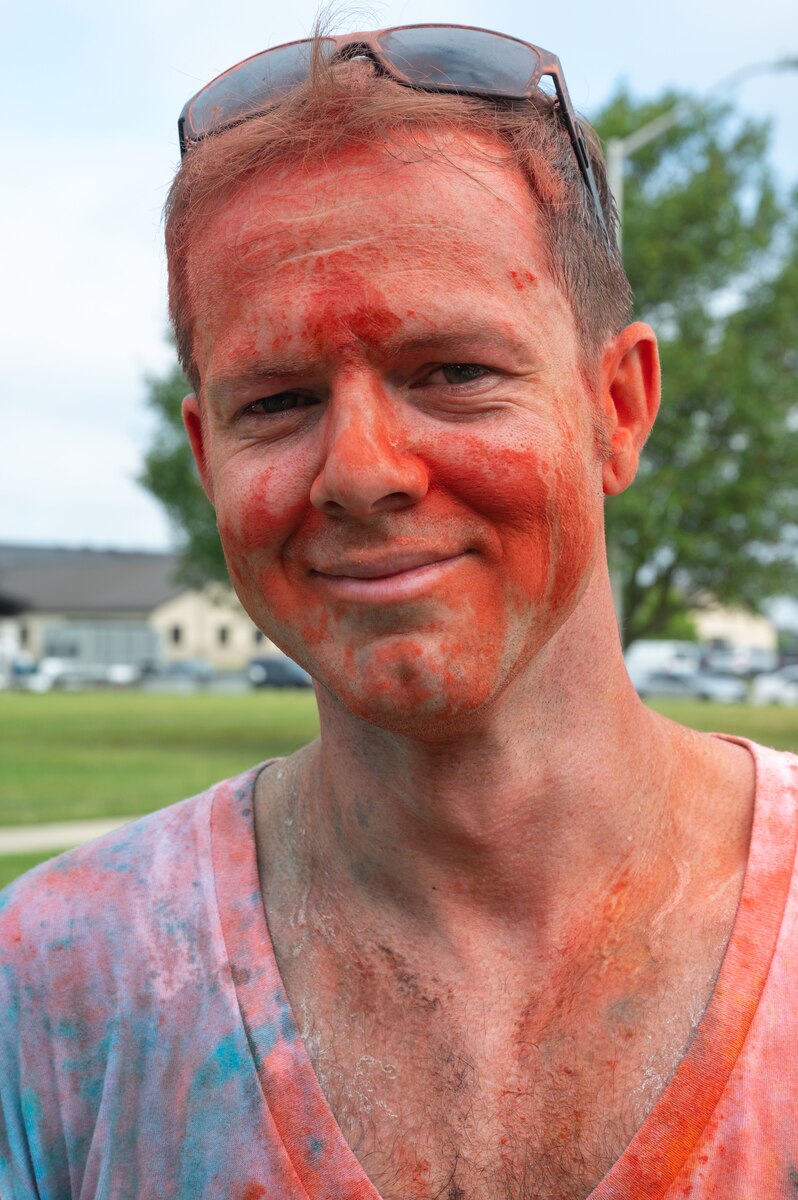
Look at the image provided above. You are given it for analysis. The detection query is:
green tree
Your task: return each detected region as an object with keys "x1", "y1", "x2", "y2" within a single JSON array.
[
  {"x1": 139, "y1": 361, "x2": 227, "y2": 583},
  {"x1": 596, "y1": 91, "x2": 798, "y2": 643},
  {"x1": 140, "y1": 92, "x2": 798, "y2": 634}
]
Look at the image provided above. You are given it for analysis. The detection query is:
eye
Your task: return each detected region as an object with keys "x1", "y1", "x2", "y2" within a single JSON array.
[
  {"x1": 432, "y1": 364, "x2": 488, "y2": 386},
  {"x1": 245, "y1": 392, "x2": 317, "y2": 415}
]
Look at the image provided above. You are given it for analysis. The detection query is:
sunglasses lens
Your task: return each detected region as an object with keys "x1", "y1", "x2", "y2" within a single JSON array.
[
  {"x1": 187, "y1": 39, "x2": 336, "y2": 139},
  {"x1": 380, "y1": 27, "x2": 539, "y2": 96}
]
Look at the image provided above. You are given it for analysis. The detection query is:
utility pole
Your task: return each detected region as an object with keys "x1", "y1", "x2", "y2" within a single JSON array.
[{"x1": 606, "y1": 58, "x2": 798, "y2": 253}]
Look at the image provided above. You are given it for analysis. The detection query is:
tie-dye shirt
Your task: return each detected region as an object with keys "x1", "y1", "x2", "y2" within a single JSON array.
[{"x1": 1, "y1": 738, "x2": 798, "y2": 1199}]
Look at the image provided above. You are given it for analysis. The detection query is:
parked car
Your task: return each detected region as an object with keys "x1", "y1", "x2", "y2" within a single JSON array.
[
  {"x1": 625, "y1": 641, "x2": 701, "y2": 697},
  {"x1": 692, "y1": 671, "x2": 748, "y2": 704},
  {"x1": 701, "y1": 645, "x2": 778, "y2": 678},
  {"x1": 624, "y1": 640, "x2": 702, "y2": 682},
  {"x1": 631, "y1": 668, "x2": 747, "y2": 703},
  {"x1": 247, "y1": 656, "x2": 313, "y2": 689},
  {"x1": 751, "y1": 666, "x2": 798, "y2": 707},
  {"x1": 162, "y1": 658, "x2": 215, "y2": 682},
  {"x1": 23, "y1": 657, "x2": 125, "y2": 692}
]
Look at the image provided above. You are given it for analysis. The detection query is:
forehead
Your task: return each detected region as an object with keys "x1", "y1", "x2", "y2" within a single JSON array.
[{"x1": 185, "y1": 132, "x2": 574, "y2": 368}]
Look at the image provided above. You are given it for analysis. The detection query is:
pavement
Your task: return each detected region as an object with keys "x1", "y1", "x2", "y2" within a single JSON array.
[{"x1": 0, "y1": 817, "x2": 137, "y2": 855}]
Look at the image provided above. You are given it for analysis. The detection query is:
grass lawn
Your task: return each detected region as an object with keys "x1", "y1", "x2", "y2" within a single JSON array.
[
  {"x1": 0, "y1": 691, "x2": 319, "y2": 826},
  {"x1": 651, "y1": 700, "x2": 798, "y2": 752},
  {"x1": 0, "y1": 691, "x2": 795, "y2": 830},
  {"x1": 0, "y1": 692, "x2": 795, "y2": 889}
]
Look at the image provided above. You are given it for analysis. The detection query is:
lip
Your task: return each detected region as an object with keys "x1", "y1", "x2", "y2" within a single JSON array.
[{"x1": 309, "y1": 551, "x2": 469, "y2": 602}]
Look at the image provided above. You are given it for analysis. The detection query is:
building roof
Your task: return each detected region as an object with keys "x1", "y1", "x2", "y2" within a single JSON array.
[{"x1": 0, "y1": 545, "x2": 186, "y2": 616}]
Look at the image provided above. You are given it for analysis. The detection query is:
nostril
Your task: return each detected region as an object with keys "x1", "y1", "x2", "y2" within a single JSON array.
[{"x1": 373, "y1": 491, "x2": 413, "y2": 512}]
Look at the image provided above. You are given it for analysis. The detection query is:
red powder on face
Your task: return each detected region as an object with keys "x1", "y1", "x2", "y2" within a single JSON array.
[
  {"x1": 509, "y1": 270, "x2": 537, "y2": 292},
  {"x1": 308, "y1": 301, "x2": 405, "y2": 357},
  {"x1": 187, "y1": 137, "x2": 605, "y2": 734}
]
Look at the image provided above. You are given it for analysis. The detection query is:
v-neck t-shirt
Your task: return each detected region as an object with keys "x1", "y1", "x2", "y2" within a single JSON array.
[{"x1": 1, "y1": 737, "x2": 798, "y2": 1199}]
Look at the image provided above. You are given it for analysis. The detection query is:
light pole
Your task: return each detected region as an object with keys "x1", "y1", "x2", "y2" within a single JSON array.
[{"x1": 606, "y1": 58, "x2": 798, "y2": 253}]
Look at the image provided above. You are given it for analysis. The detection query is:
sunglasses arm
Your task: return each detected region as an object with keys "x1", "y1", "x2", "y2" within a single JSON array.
[{"x1": 539, "y1": 59, "x2": 609, "y2": 237}]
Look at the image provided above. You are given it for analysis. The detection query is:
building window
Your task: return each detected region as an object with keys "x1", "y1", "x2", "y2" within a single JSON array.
[
  {"x1": 254, "y1": 629, "x2": 264, "y2": 644},
  {"x1": 170, "y1": 626, "x2": 182, "y2": 645},
  {"x1": 218, "y1": 627, "x2": 229, "y2": 646}
]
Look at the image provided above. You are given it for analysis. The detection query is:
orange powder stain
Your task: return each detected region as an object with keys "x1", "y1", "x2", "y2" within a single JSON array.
[{"x1": 242, "y1": 1185, "x2": 267, "y2": 1200}]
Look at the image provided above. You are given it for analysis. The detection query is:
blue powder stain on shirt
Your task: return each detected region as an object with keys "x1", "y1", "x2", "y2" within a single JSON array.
[
  {"x1": 20, "y1": 1088, "x2": 54, "y2": 1185},
  {"x1": 211, "y1": 1032, "x2": 248, "y2": 1084},
  {"x1": 247, "y1": 1016, "x2": 289, "y2": 1068},
  {"x1": 308, "y1": 1136, "x2": 324, "y2": 1159},
  {"x1": 280, "y1": 1005, "x2": 296, "y2": 1042},
  {"x1": 46, "y1": 936, "x2": 74, "y2": 953},
  {"x1": 0, "y1": 964, "x2": 16, "y2": 1015},
  {"x1": 177, "y1": 1030, "x2": 266, "y2": 1197}
]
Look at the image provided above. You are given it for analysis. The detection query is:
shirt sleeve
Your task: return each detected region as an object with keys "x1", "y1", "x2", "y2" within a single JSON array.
[{"x1": 0, "y1": 873, "x2": 78, "y2": 1200}]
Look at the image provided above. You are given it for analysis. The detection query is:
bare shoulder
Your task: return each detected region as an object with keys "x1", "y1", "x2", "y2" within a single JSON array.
[
  {"x1": 650, "y1": 721, "x2": 755, "y2": 962},
  {"x1": 658, "y1": 717, "x2": 755, "y2": 833}
]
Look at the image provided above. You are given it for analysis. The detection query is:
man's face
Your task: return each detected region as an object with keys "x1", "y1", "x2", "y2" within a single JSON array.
[{"x1": 184, "y1": 133, "x2": 606, "y2": 734}]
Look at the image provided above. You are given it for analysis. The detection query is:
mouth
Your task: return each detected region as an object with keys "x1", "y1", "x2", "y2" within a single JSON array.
[{"x1": 309, "y1": 551, "x2": 470, "y2": 602}]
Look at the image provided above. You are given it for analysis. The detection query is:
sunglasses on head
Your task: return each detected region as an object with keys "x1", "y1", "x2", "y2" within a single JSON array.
[{"x1": 178, "y1": 24, "x2": 609, "y2": 235}]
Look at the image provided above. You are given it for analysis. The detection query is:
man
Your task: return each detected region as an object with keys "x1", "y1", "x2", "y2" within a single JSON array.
[{"x1": 2, "y1": 25, "x2": 797, "y2": 1200}]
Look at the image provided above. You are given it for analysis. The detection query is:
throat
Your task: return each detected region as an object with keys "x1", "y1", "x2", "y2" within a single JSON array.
[{"x1": 287, "y1": 729, "x2": 679, "y2": 944}]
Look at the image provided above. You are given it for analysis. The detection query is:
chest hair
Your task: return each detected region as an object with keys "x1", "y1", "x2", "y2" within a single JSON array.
[{"x1": 290, "y1": 938, "x2": 706, "y2": 1200}]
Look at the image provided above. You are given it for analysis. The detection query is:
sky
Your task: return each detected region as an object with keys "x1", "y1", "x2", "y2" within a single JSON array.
[{"x1": 2, "y1": 0, "x2": 797, "y2": 554}]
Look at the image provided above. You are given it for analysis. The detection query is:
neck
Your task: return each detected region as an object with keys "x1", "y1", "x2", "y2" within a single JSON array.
[{"x1": 271, "y1": 573, "x2": 690, "y2": 956}]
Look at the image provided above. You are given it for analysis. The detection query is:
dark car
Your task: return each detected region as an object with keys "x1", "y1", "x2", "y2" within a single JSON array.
[{"x1": 247, "y1": 656, "x2": 313, "y2": 689}]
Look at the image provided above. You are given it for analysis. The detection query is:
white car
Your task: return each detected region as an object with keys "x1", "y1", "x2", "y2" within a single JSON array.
[{"x1": 752, "y1": 666, "x2": 798, "y2": 706}]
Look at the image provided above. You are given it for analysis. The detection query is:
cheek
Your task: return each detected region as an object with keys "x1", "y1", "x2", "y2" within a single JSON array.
[
  {"x1": 213, "y1": 455, "x2": 309, "y2": 593},
  {"x1": 431, "y1": 430, "x2": 600, "y2": 612}
]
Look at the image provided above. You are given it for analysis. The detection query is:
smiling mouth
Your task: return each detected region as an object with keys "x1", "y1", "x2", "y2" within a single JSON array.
[{"x1": 309, "y1": 552, "x2": 470, "y2": 601}]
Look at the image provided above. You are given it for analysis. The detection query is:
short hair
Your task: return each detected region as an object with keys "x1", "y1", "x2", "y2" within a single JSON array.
[{"x1": 165, "y1": 52, "x2": 632, "y2": 393}]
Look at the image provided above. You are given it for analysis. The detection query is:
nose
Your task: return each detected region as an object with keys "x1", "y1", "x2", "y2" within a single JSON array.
[{"x1": 309, "y1": 379, "x2": 429, "y2": 518}]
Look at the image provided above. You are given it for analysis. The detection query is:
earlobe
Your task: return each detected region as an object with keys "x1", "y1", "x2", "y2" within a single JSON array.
[
  {"x1": 181, "y1": 393, "x2": 215, "y2": 505},
  {"x1": 600, "y1": 322, "x2": 660, "y2": 497}
]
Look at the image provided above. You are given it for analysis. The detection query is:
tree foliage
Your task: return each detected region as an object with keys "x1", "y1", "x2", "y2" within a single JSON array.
[
  {"x1": 594, "y1": 90, "x2": 798, "y2": 643},
  {"x1": 139, "y1": 363, "x2": 227, "y2": 583},
  {"x1": 140, "y1": 90, "x2": 798, "y2": 637}
]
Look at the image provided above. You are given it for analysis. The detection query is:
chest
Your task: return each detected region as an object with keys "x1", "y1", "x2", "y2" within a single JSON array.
[{"x1": 286, "y1": 940, "x2": 712, "y2": 1200}]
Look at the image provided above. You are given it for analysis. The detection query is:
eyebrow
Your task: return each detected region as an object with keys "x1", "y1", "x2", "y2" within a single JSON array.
[{"x1": 207, "y1": 323, "x2": 534, "y2": 388}]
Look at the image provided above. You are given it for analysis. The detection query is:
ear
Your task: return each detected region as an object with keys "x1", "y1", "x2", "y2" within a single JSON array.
[
  {"x1": 181, "y1": 393, "x2": 215, "y2": 505},
  {"x1": 599, "y1": 322, "x2": 660, "y2": 497}
]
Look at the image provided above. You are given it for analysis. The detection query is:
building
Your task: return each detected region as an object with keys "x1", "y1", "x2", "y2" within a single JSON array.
[
  {"x1": 689, "y1": 601, "x2": 778, "y2": 652},
  {"x1": 0, "y1": 544, "x2": 276, "y2": 672}
]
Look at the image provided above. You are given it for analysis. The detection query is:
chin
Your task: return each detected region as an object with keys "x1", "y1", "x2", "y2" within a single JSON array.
[{"x1": 312, "y1": 635, "x2": 511, "y2": 738}]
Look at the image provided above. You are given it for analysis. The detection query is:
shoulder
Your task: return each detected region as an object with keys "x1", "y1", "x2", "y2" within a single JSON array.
[
  {"x1": 1, "y1": 788, "x2": 209, "y2": 955},
  {"x1": 744, "y1": 737, "x2": 798, "y2": 815},
  {"x1": 0, "y1": 765, "x2": 266, "y2": 1198},
  {"x1": 715, "y1": 735, "x2": 798, "y2": 802},
  {"x1": 0, "y1": 765, "x2": 262, "y2": 1003}
]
